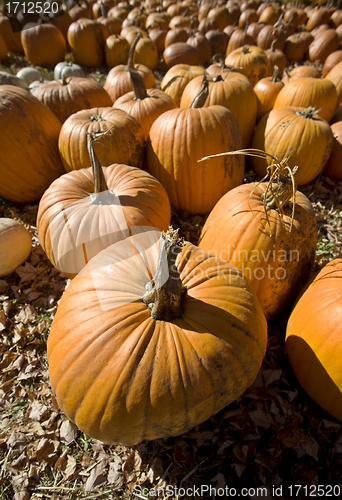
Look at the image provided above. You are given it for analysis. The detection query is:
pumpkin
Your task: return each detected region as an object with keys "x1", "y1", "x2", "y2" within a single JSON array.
[
  {"x1": 113, "y1": 69, "x2": 176, "y2": 141},
  {"x1": 0, "y1": 218, "x2": 32, "y2": 277},
  {"x1": 308, "y1": 28, "x2": 341, "y2": 64},
  {"x1": 198, "y1": 165, "x2": 317, "y2": 319},
  {"x1": 160, "y1": 63, "x2": 205, "y2": 107},
  {"x1": 0, "y1": 14, "x2": 23, "y2": 53},
  {"x1": 323, "y1": 121, "x2": 342, "y2": 180},
  {"x1": 225, "y1": 28, "x2": 255, "y2": 56},
  {"x1": 104, "y1": 34, "x2": 156, "y2": 103},
  {"x1": 186, "y1": 31, "x2": 212, "y2": 65},
  {"x1": 206, "y1": 29, "x2": 229, "y2": 56},
  {"x1": 254, "y1": 66, "x2": 284, "y2": 122},
  {"x1": 0, "y1": 70, "x2": 27, "y2": 89},
  {"x1": 265, "y1": 41, "x2": 286, "y2": 77},
  {"x1": 54, "y1": 62, "x2": 87, "y2": 80},
  {"x1": 134, "y1": 36, "x2": 159, "y2": 70},
  {"x1": 16, "y1": 67, "x2": 41, "y2": 85},
  {"x1": 21, "y1": 23, "x2": 67, "y2": 66},
  {"x1": 179, "y1": 71, "x2": 257, "y2": 149},
  {"x1": 251, "y1": 106, "x2": 334, "y2": 186},
  {"x1": 273, "y1": 77, "x2": 338, "y2": 123},
  {"x1": 282, "y1": 64, "x2": 320, "y2": 85},
  {"x1": 225, "y1": 44, "x2": 270, "y2": 87},
  {"x1": 105, "y1": 34, "x2": 130, "y2": 67},
  {"x1": 37, "y1": 136, "x2": 171, "y2": 278},
  {"x1": 146, "y1": 79, "x2": 244, "y2": 215},
  {"x1": 58, "y1": 106, "x2": 145, "y2": 172},
  {"x1": 163, "y1": 42, "x2": 200, "y2": 68},
  {"x1": 0, "y1": 85, "x2": 64, "y2": 203},
  {"x1": 325, "y1": 61, "x2": 342, "y2": 106},
  {"x1": 32, "y1": 77, "x2": 113, "y2": 123},
  {"x1": 67, "y1": 18, "x2": 105, "y2": 67},
  {"x1": 322, "y1": 50, "x2": 342, "y2": 77},
  {"x1": 285, "y1": 259, "x2": 342, "y2": 421},
  {"x1": 47, "y1": 227, "x2": 268, "y2": 445}
]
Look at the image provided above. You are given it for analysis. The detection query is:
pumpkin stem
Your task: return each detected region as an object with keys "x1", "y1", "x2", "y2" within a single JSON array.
[
  {"x1": 126, "y1": 33, "x2": 142, "y2": 69},
  {"x1": 87, "y1": 133, "x2": 108, "y2": 195},
  {"x1": 128, "y1": 67, "x2": 149, "y2": 100},
  {"x1": 296, "y1": 106, "x2": 320, "y2": 119},
  {"x1": 271, "y1": 65, "x2": 279, "y2": 82},
  {"x1": 189, "y1": 73, "x2": 209, "y2": 108},
  {"x1": 241, "y1": 44, "x2": 251, "y2": 54},
  {"x1": 140, "y1": 227, "x2": 187, "y2": 321}
]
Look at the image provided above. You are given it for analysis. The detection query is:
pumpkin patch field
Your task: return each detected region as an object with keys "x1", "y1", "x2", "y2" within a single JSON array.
[{"x1": 1, "y1": 0, "x2": 342, "y2": 498}]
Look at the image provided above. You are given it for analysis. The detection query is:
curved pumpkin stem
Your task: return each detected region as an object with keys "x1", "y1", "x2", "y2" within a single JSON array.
[
  {"x1": 128, "y1": 67, "x2": 148, "y2": 100},
  {"x1": 87, "y1": 134, "x2": 108, "y2": 195},
  {"x1": 189, "y1": 73, "x2": 209, "y2": 108},
  {"x1": 126, "y1": 33, "x2": 142, "y2": 70},
  {"x1": 140, "y1": 227, "x2": 187, "y2": 321}
]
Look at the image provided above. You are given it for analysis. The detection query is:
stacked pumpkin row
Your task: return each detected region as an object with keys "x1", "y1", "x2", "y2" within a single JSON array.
[{"x1": 1, "y1": 0, "x2": 342, "y2": 71}]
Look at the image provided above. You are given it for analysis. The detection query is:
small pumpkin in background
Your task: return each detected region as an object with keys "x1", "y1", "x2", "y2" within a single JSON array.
[
  {"x1": 58, "y1": 107, "x2": 145, "y2": 171},
  {"x1": 32, "y1": 77, "x2": 113, "y2": 123},
  {"x1": 47, "y1": 227, "x2": 267, "y2": 445},
  {"x1": 21, "y1": 23, "x2": 67, "y2": 66},
  {"x1": 225, "y1": 44, "x2": 270, "y2": 86},
  {"x1": 160, "y1": 63, "x2": 205, "y2": 106},
  {"x1": 198, "y1": 152, "x2": 317, "y2": 319},
  {"x1": 113, "y1": 68, "x2": 176, "y2": 141},
  {"x1": 105, "y1": 34, "x2": 130, "y2": 67},
  {"x1": 67, "y1": 18, "x2": 105, "y2": 67},
  {"x1": 37, "y1": 135, "x2": 171, "y2": 278},
  {"x1": 0, "y1": 218, "x2": 32, "y2": 277},
  {"x1": 286, "y1": 259, "x2": 342, "y2": 421},
  {"x1": 104, "y1": 34, "x2": 156, "y2": 103},
  {"x1": 325, "y1": 60, "x2": 342, "y2": 107},
  {"x1": 163, "y1": 42, "x2": 200, "y2": 68},
  {"x1": 254, "y1": 66, "x2": 284, "y2": 123},
  {"x1": 54, "y1": 61, "x2": 87, "y2": 80},
  {"x1": 251, "y1": 106, "x2": 334, "y2": 186}
]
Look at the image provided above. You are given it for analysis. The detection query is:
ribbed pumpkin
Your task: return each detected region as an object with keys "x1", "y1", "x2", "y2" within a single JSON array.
[
  {"x1": 251, "y1": 106, "x2": 334, "y2": 186},
  {"x1": 146, "y1": 82, "x2": 244, "y2": 214},
  {"x1": 58, "y1": 107, "x2": 145, "y2": 171},
  {"x1": 37, "y1": 137, "x2": 171, "y2": 278},
  {"x1": 67, "y1": 18, "x2": 105, "y2": 67},
  {"x1": 0, "y1": 86, "x2": 64, "y2": 202},
  {"x1": 325, "y1": 60, "x2": 342, "y2": 106},
  {"x1": 225, "y1": 44, "x2": 270, "y2": 86},
  {"x1": 21, "y1": 23, "x2": 66, "y2": 66},
  {"x1": 323, "y1": 121, "x2": 342, "y2": 180},
  {"x1": 160, "y1": 63, "x2": 205, "y2": 106},
  {"x1": 179, "y1": 71, "x2": 257, "y2": 149},
  {"x1": 113, "y1": 69, "x2": 176, "y2": 141},
  {"x1": 104, "y1": 34, "x2": 156, "y2": 103},
  {"x1": 47, "y1": 228, "x2": 267, "y2": 445},
  {"x1": 198, "y1": 176, "x2": 317, "y2": 318},
  {"x1": 0, "y1": 218, "x2": 32, "y2": 277},
  {"x1": 273, "y1": 77, "x2": 337, "y2": 123},
  {"x1": 286, "y1": 259, "x2": 342, "y2": 421},
  {"x1": 32, "y1": 77, "x2": 113, "y2": 123}
]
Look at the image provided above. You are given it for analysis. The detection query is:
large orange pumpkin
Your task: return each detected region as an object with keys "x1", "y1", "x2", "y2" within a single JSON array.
[
  {"x1": 146, "y1": 95, "x2": 244, "y2": 214},
  {"x1": 225, "y1": 44, "x2": 270, "y2": 86},
  {"x1": 198, "y1": 177, "x2": 317, "y2": 319},
  {"x1": 37, "y1": 137, "x2": 171, "y2": 278},
  {"x1": 47, "y1": 228, "x2": 267, "y2": 445},
  {"x1": 0, "y1": 86, "x2": 64, "y2": 202},
  {"x1": 286, "y1": 259, "x2": 342, "y2": 421},
  {"x1": 67, "y1": 18, "x2": 105, "y2": 67},
  {"x1": 21, "y1": 23, "x2": 67, "y2": 66}
]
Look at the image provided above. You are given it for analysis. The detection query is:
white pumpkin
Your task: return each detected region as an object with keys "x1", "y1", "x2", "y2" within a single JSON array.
[
  {"x1": 54, "y1": 62, "x2": 87, "y2": 80},
  {"x1": 0, "y1": 71, "x2": 28, "y2": 89},
  {"x1": 0, "y1": 218, "x2": 32, "y2": 277},
  {"x1": 16, "y1": 67, "x2": 42, "y2": 85}
]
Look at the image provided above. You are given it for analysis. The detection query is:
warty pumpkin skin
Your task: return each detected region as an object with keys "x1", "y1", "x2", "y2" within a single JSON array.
[
  {"x1": 285, "y1": 259, "x2": 342, "y2": 421},
  {"x1": 251, "y1": 106, "x2": 334, "y2": 186},
  {"x1": 146, "y1": 105, "x2": 244, "y2": 214},
  {"x1": 47, "y1": 230, "x2": 268, "y2": 445},
  {"x1": 58, "y1": 107, "x2": 145, "y2": 171},
  {"x1": 0, "y1": 85, "x2": 65, "y2": 203},
  {"x1": 198, "y1": 181, "x2": 317, "y2": 319},
  {"x1": 37, "y1": 162, "x2": 171, "y2": 279}
]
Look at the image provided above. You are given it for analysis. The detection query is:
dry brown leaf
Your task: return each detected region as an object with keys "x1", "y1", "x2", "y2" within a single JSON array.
[
  {"x1": 15, "y1": 262, "x2": 37, "y2": 284},
  {"x1": 84, "y1": 459, "x2": 108, "y2": 491},
  {"x1": 249, "y1": 409, "x2": 274, "y2": 429},
  {"x1": 107, "y1": 455, "x2": 124, "y2": 488},
  {"x1": 28, "y1": 400, "x2": 49, "y2": 422},
  {"x1": 59, "y1": 419, "x2": 78, "y2": 445}
]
